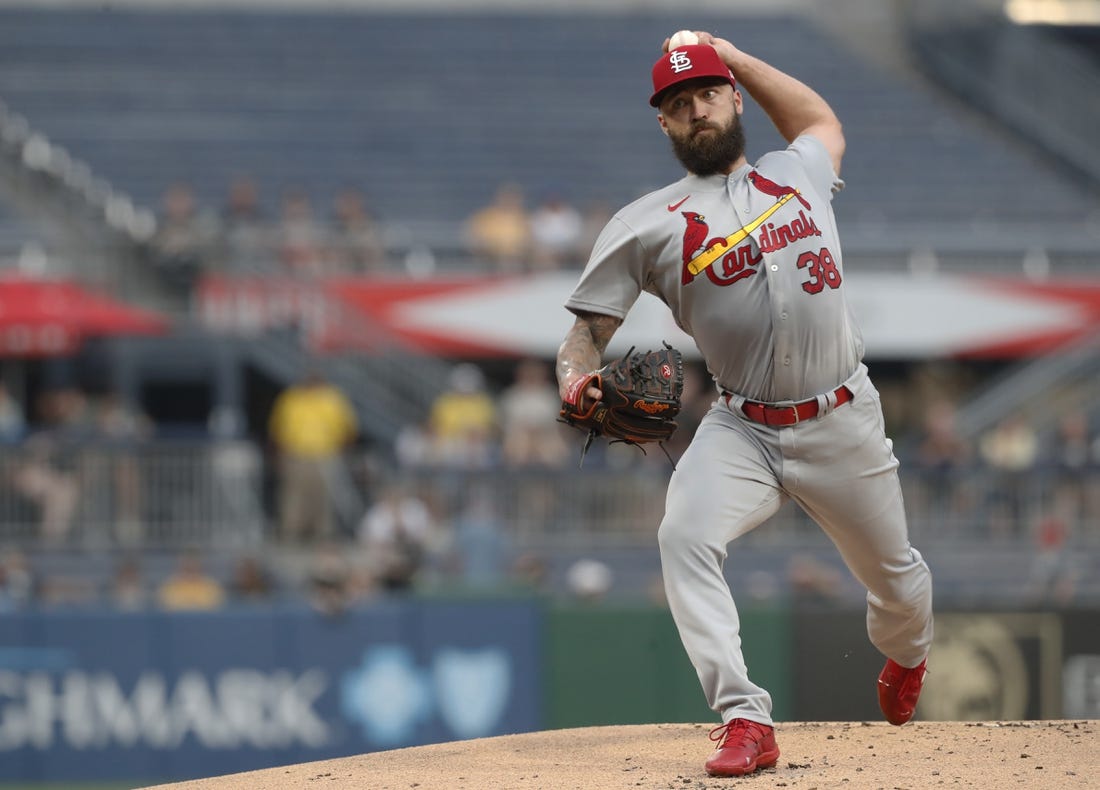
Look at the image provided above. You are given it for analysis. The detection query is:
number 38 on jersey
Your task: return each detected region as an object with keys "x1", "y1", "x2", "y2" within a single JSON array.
[{"x1": 797, "y1": 247, "x2": 842, "y2": 294}]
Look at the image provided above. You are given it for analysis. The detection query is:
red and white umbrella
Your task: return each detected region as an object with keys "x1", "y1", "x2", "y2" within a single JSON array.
[{"x1": 0, "y1": 277, "x2": 169, "y2": 357}]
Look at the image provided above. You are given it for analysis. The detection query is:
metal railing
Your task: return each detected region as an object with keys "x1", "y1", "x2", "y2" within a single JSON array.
[
  {"x1": 0, "y1": 440, "x2": 265, "y2": 550},
  {"x1": 0, "y1": 439, "x2": 1096, "y2": 551}
]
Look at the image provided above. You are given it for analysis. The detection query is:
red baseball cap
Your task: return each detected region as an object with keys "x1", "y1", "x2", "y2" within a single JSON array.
[{"x1": 650, "y1": 44, "x2": 737, "y2": 107}]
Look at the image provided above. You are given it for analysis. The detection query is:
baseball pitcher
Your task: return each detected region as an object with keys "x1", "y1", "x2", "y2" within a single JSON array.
[{"x1": 555, "y1": 34, "x2": 934, "y2": 777}]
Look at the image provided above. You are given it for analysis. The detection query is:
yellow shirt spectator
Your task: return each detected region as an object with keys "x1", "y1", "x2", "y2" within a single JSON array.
[
  {"x1": 427, "y1": 364, "x2": 498, "y2": 467},
  {"x1": 157, "y1": 552, "x2": 226, "y2": 611},
  {"x1": 464, "y1": 183, "x2": 531, "y2": 271},
  {"x1": 269, "y1": 379, "x2": 357, "y2": 459},
  {"x1": 430, "y1": 391, "x2": 496, "y2": 440}
]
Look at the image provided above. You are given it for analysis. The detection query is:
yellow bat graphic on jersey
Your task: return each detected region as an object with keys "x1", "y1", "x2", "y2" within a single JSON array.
[{"x1": 686, "y1": 192, "x2": 797, "y2": 276}]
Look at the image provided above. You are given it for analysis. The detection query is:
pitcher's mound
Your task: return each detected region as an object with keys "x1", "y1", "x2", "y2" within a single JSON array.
[{"x1": 144, "y1": 720, "x2": 1096, "y2": 790}]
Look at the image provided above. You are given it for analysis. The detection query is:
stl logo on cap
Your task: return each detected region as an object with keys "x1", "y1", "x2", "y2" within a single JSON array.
[
  {"x1": 650, "y1": 44, "x2": 736, "y2": 107},
  {"x1": 669, "y1": 50, "x2": 693, "y2": 74}
]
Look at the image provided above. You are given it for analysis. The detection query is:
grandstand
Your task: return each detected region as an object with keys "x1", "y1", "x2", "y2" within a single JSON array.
[{"x1": 0, "y1": 6, "x2": 1096, "y2": 264}]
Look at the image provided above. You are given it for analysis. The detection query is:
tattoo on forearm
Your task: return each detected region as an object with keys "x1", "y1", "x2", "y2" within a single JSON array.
[
  {"x1": 556, "y1": 313, "x2": 622, "y2": 388},
  {"x1": 586, "y1": 314, "x2": 620, "y2": 352}
]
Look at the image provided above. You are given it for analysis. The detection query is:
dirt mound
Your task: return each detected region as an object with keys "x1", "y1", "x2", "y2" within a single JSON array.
[{"x1": 143, "y1": 720, "x2": 1097, "y2": 790}]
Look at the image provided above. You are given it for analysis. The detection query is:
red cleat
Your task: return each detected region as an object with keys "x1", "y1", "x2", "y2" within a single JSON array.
[
  {"x1": 878, "y1": 657, "x2": 928, "y2": 725},
  {"x1": 704, "y1": 718, "x2": 780, "y2": 777}
]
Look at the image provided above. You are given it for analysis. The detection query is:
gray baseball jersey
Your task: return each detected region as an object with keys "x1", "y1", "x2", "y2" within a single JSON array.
[
  {"x1": 566, "y1": 134, "x2": 861, "y2": 403},
  {"x1": 565, "y1": 133, "x2": 933, "y2": 727}
]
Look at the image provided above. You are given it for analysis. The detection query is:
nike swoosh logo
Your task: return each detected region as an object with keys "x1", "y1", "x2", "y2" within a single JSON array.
[{"x1": 667, "y1": 196, "x2": 690, "y2": 212}]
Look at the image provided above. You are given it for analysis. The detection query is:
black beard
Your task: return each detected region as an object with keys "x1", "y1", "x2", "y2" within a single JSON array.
[{"x1": 669, "y1": 113, "x2": 746, "y2": 176}]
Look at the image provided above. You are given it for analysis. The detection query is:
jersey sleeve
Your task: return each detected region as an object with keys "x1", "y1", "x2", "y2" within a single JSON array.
[
  {"x1": 564, "y1": 215, "x2": 646, "y2": 319},
  {"x1": 782, "y1": 134, "x2": 845, "y2": 203}
]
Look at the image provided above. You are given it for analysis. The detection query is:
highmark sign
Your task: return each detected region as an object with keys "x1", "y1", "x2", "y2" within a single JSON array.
[
  {"x1": 0, "y1": 604, "x2": 542, "y2": 783},
  {"x1": 0, "y1": 668, "x2": 330, "y2": 750}
]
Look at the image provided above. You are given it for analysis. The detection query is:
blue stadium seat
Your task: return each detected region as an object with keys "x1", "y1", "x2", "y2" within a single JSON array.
[{"x1": 0, "y1": 9, "x2": 1093, "y2": 245}]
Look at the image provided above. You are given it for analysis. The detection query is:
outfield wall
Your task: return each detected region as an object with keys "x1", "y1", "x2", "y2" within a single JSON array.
[{"x1": 0, "y1": 601, "x2": 1096, "y2": 783}]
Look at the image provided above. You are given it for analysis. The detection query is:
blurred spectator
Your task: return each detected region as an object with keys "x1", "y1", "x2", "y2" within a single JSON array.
[
  {"x1": 496, "y1": 358, "x2": 568, "y2": 533},
  {"x1": 498, "y1": 358, "x2": 569, "y2": 468},
  {"x1": 109, "y1": 556, "x2": 148, "y2": 610},
  {"x1": 209, "y1": 405, "x2": 265, "y2": 539},
  {"x1": 907, "y1": 398, "x2": 975, "y2": 536},
  {"x1": 45, "y1": 386, "x2": 94, "y2": 436},
  {"x1": 577, "y1": 199, "x2": 614, "y2": 264},
  {"x1": 306, "y1": 542, "x2": 354, "y2": 616},
  {"x1": 511, "y1": 551, "x2": 549, "y2": 594},
  {"x1": 39, "y1": 570, "x2": 98, "y2": 607},
  {"x1": 358, "y1": 484, "x2": 442, "y2": 592},
  {"x1": 0, "y1": 381, "x2": 26, "y2": 444},
  {"x1": 978, "y1": 414, "x2": 1040, "y2": 538},
  {"x1": 11, "y1": 438, "x2": 79, "y2": 543},
  {"x1": 464, "y1": 183, "x2": 531, "y2": 272},
  {"x1": 565, "y1": 557, "x2": 613, "y2": 604},
  {"x1": 328, "y1": 186, "x2": 385, "y2": 273},
  {"x1": 95, "y1": 391, "x2": 152, "y2": 442},
  {"x1": 93, "y1": 392, "x2": 153, "y2": 545},
  {"x1": 1043, "y1": 410, "x2": 1100, "y2": 531},
  {"x1": 1024, "y1": 513, "x2": 1080, "y2": 606},
  {"x1": 278, "y1": 189, "x2": 326, "y2": 276},
  {"x1": 910, "y1": 398, "x2": 972, "y2": 466},
  {"x1": 218, "y1": 174, "x2": 272, "y2": 272},
  {"x1": 914, "y1": 398, "x2": 972, "y2": 471},
  {"x1": 268, "y1": 370, "x2": 358, "y2": 543},
  {"x1": 150, "y1": 182, "x2": 217, "y2": 290},
  {"x1": 427, "y1": 363, "x2": 498, "y2": 467},
  {"x1": 1048, "y1": 409, "x2": 1099, "y2": 470},
  {"x1": 230, "y1": 554, "x2": 275, "y2": 603},
  {"x1": 446, "y1": 486, "x2": 511, "y2": 589},
  {"x1": 0, "y1": 550, "x2": 37, "y2": 610},
  {"x1": 157, "y1": 550, "x2": 226, "y2": 610},
  {"x1": 10, "y1": 389, "x2": 85, "y2": 543},
  {"x1": 394, "y1": 418, "x2": 435, "y2": 469},
  {"x1": 529, "y1": 192, "x2": 583, "y2": 271}
]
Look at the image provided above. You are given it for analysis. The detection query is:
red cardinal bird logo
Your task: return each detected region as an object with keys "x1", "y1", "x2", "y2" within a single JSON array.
[
  {"x1": 680, "y1": 211, "x2": 730, "y2": 285},
  {"x1": 681, "y1": 211, "x2": 709, "y2": 265},
  {"x1": 748, "y1": 170, "x2": 811, "y2": 211}
]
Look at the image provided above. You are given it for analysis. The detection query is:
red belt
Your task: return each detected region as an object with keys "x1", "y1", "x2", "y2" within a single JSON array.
[{"x1": 724, "y1": 385, "x2": 853, "y2": 427}]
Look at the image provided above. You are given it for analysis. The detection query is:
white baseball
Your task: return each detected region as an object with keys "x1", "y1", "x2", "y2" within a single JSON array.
[{"x1": 668, "y1": 30, "x2": 700, "y2": 49}]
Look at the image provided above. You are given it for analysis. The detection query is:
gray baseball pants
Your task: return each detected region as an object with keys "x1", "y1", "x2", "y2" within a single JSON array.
[{"x1": 657, "y1": 363, "x2": 934, "y2": 726}]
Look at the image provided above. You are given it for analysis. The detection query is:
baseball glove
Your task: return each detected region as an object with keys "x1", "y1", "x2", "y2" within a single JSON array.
[{"x1": 559, "y1": 344, "x2": 684, "y2": 463}]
